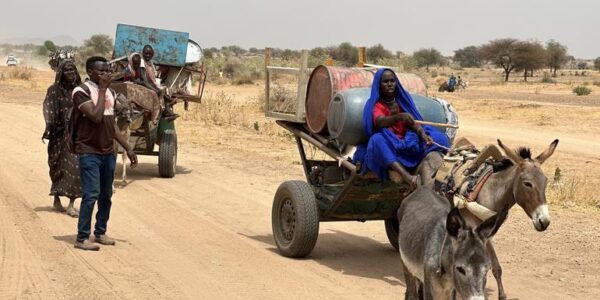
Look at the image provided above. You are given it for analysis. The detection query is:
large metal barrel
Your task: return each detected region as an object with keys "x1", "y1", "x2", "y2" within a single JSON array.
[
  {"x1": 396, "y1": 73, "x2": 428, "y2": 96},
  {"x1": 327, "y1": 88, "x2": 371, "y2": 145},
  {"x1": 305, "y1": 65, "x2": 374, "y2": 133},
  {"x1": 305, "y1": 66, "x2": 428, "y2": 134},
  {"x1": 328, "y1": 88, "x2": 449, "y2": 145}
]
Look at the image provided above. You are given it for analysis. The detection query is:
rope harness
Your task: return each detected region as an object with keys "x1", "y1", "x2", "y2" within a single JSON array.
[{"x1": 434, "y1": 145, "x2": 500, "y2": 276}]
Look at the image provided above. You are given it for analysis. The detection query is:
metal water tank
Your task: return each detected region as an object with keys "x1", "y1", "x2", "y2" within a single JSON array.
[
  {"x1": 327, "y1": 88, "x2": 451, "y2": 145},
  {"x1": 327, "y1": 88, "x2": 371, "y2": 145}
]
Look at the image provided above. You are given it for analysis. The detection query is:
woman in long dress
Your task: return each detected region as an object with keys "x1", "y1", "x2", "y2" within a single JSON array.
[
  {"x1": 42, "y1": 59, "x2": 82, "y2": 217},
  {"x1": 353, "y1": 68, "x2": 449, "y2": 188}
]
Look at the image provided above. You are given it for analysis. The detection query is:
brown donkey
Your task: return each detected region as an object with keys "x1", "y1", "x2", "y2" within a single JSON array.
[{"x1": 459, "y1": 139, "x2": 559, "y2": 299}]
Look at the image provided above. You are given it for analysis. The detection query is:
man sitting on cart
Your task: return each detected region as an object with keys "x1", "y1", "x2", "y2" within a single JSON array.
[{"x1": 353, "y1": 68, "x2": 449, "y2": 189}]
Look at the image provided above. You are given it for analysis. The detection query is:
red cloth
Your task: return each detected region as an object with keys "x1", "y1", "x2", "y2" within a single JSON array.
[{"x1": 373, "y1": 101, "x2": 407, "y2": 138}]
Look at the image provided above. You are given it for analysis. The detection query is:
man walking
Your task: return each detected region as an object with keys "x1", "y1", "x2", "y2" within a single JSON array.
[{"x1": 72, "y1": 56, "x2": 137, "y2": 251}]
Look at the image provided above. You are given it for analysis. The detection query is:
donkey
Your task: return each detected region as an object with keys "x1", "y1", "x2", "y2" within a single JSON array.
[
  {"x1": 398, "y1": 187, "x2": 509, "y2": 300},
  {"x1": 114, "y1": 94, "x2": 132, "y2": 186},
  {"x1": 449, "y1": 139, "x2": 558, "y2": 299}
]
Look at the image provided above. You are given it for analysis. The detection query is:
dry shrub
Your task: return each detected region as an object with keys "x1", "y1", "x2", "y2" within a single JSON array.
[
  {"x1": 573, "y1": 86, "x2": 591, "y2": 96},
  {"x1": 541, "y1": 72, "x2": 556, "y2": 83},
  {"x1": 547, "y1": 175, "x2": 596, "y2": 208},
  {"x1": 268, "y1": 82, "x2": 297, "y2": 114},
  {"x1": 204, "y1": 56, "x2": 264, "y2": 85},
  {"x1": 8, "y1": 67, "x2": 32, "y2": 80},
  {"x1": 181, "y1": 91, "x2": 250, "y2": 127}
]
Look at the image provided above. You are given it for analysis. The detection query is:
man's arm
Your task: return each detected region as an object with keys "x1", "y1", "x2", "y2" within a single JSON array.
[{"x1": 113, "y1": 123, "x2": 138, "y2": 167}]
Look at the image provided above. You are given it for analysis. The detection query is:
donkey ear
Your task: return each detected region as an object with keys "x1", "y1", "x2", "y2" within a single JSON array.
[
  {"x1": 497, "y1": 139, "x2": 523, "y2": 164},
  {"x1": 476, "y1": 205, "x2": 509, "y2": 241},
  {"x1": 535, "y1": 139, "x2": 559, "y2": 165},
  {"x1": 447, "y1": 207, "x2": 466, "y2": 237}
]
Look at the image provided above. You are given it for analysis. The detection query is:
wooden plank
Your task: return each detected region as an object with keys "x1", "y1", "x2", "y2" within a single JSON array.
[
  {"x1": 414, "y1": 120, "x2": 459, "y2": 129},
  {"x1": 267, "y1": 66, "x2": 300, "y2": 72},
  {"x1": 276, "y1": 121, "x2": 356, "y2": 173},
  {"x1": 266, "y1": 111, "x2": 305, "y2": 123},
  {"x1": 358, "y1": 47, "x2": 366, "y2": 67},
  {"x1": 267, "y1": 67, "x2": 300, "y2": 76},
  {"x1": 296, "y1": 50, "x2": 309, "y2": 121},
  {"x1": 264, "y1": 48, "x2": 271, "y2": 116}
]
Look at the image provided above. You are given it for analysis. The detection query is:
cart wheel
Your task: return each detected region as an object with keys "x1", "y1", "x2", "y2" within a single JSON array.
[
  {"x1": 272, "y1": 181, "x2": 319, "y2": 258},
  {"x1": 385, "y1": 217, "x2": 399, "y2": 251},
  {"x1": 159, "y1": 130, "x2": 177, "y2": 178}
]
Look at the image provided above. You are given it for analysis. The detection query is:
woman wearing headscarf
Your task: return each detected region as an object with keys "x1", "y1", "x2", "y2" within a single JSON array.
[
  {"x1": 42, "y1": 59, "x2": 82, "y2": 217},
  {"x1": 353, "y1": 68, "x2": 449, "y2": 189}
]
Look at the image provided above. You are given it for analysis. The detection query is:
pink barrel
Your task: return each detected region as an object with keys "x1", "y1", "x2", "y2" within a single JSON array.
[
  {"x1": 396, "y1": 73, "x2": 427, "y2": 96},
  {"x1": 305, "y1": 66, "x2": 427, "y2": 134},
  {"x1": 305, "y1": 65, "x2": 374, "y2": 133}
]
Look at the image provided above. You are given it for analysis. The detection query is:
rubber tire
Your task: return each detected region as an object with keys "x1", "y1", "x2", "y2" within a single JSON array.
[
  {"x1": 272, "y1": 181, "x2": 319, "y2": 258},
  {"x1": 385, "y1": 217, "x2": 400, "y2": 251},
  {"x1": 158, "y1": 130, "x2": 177, "y2": 178}
]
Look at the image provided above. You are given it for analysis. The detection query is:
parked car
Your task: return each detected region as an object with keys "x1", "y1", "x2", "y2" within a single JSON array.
[{"x1": 6, "y1": 55, "x2": 17, "y2": 67}]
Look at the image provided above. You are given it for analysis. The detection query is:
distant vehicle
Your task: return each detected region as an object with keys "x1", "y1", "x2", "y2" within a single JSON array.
[{"x1": 6, "y1": 55, "x2": 17, "y2": 67}]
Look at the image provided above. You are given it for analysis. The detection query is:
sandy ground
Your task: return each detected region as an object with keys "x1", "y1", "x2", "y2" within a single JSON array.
[{"x1": 1, "y1": 67, "x2": 600, "y2": 299}]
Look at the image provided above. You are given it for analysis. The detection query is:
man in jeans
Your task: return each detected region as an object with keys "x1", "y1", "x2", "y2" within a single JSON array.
[{"x1": 72, "y1": 56, "x2": 138, "y2": 251}]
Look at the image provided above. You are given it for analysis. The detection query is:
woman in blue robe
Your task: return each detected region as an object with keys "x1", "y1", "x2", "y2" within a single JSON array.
[{"x1": 353, "y1": 69, "x2": 449, "y2": 188}]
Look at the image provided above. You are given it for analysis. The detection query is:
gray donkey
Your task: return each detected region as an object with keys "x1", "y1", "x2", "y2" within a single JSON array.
[
  {"x1": 398, "y1": 187, "x2": 509, "y2": 300},
  {"x1": 457, "y1": 139, "x2": 558, "y2": 300}
]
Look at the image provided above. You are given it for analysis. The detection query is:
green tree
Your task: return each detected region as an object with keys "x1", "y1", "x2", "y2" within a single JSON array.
[
  {"x1": 479, "y1": 38, "x2": 519, "y2": 81},
  {"x1": 412, "y1": 48, "x2": 444, "y2": 71},
  {"x1": 594, "y1": 57, "x2": 600, "y2": 71},
  {"x1": 308, "y1": 47, "x2": 329, "y2": 67},
  {"x1": 37, "y1": 40, "x2": 57, "y2": 57},
  {"x1": 79, "y1": 34, "x2": 113, "y2": 59},
  {"x1": 546, "y1": 40, "x2": 568, "y2": 77},
  {"x1": 37, "y1": 45, "x2": 49, "y2": 56},
  {"x1": 331, "y1": 42, "x2": 358, "y2": 66},
  {"x1": 203, "y1": 48, "x2": 215, "y2": 59},
  {"x1": 366, "y1": 44, "x2": 393, "y2": 64},
  {"x1": 226, "y1": 45, "x2": 246, "y2": 57},
  {"x1": 453, "y1": 46, "x2": 481, "y2": 68},
  {"x1": 513, "y1": 41, "x2": 547, "y2": 81},
  {"x1": 281, "y1": 49, "x2": 294, "y2": 61},
  {"x1": 44, "y1": 40, "x2": 56, "y2": 52}
]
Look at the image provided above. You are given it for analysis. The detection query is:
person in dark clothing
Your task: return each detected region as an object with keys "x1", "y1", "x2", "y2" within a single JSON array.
[
  {"x1": 42, "y1": 59, "x2": 82, "y2": 217},
  {"x1": 71, "y1": 56, "x2": 138, "y2": 251}
]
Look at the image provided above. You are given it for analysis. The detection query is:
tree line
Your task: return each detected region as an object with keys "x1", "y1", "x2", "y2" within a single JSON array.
[
  {"x1": 206, "y1": 39, "x2": 597, "y2": 82},
  {"x1": 13, "y1": 34, "x2": 600, "y2": 82}
]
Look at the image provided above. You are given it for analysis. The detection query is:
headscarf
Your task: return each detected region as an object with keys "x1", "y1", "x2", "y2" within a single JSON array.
[
  {"x1": 353, "y1": 68, "x2": 449, "y2": 177},
  {"x1": 54, "y1": 59, "x2": 81, "y2": 87},
  {"x1": 362, "y1": 68, "x2": 424, "y2": 138},
  {"x1": 42, "y1": 59, "x2": 81, "y2": 140}
]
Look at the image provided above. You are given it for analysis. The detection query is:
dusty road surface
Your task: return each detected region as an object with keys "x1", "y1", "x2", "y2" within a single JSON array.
[{"x1": 1, "y1": 74, "x2": 600, "y2": 299}]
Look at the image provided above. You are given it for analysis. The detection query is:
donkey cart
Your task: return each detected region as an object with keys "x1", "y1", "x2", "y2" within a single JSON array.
[
  {"x1": 110, "y1": 24, "x2": 206, "y2": 178},
  {"x1": 272, "y1": 120, "x2": 417, "y2": 258},
  {"x1": 265, "y1": 49, "x2": 458, "y2": 258}
]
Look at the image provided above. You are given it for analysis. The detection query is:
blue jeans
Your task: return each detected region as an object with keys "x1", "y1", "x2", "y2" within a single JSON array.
[{"x1": 77, "y1": 153, "x2": 116, "y2": 242}]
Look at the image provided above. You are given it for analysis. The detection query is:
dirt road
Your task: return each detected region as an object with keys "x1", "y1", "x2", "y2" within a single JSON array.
[{"x1": 1, "y1": 87, "x2": 600, "y2": 299}]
